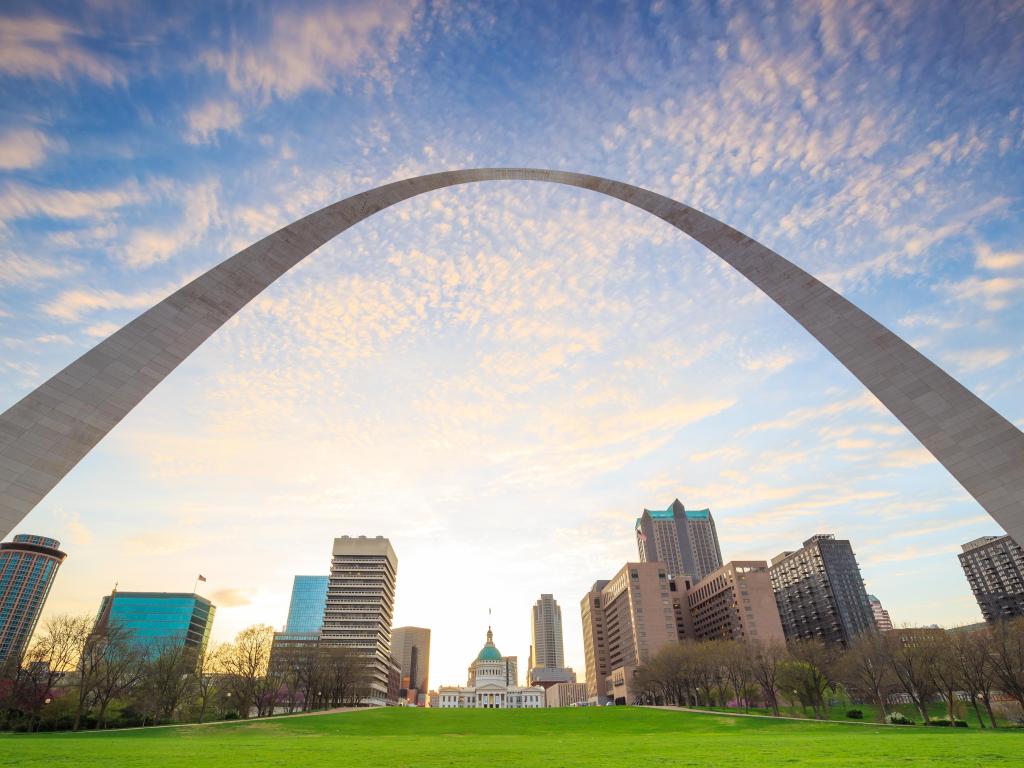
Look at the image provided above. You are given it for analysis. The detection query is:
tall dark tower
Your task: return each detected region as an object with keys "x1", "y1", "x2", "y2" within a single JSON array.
[{"x1": 635, "y1": 499, "x2": 722, "y2": 582}]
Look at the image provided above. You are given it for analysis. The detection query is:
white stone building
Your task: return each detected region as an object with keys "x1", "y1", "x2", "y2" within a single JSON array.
[{"x1": 436, "y1": 628, "x2": 544, "y2": 709}]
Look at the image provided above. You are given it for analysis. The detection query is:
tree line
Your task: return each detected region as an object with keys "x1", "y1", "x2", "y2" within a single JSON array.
[
  {"x1": 634, "y1": 618, "x2": 1024, "y2": 726},
  {"x1": 0, "y1": 615, "x2": 373, "y2": 732}
]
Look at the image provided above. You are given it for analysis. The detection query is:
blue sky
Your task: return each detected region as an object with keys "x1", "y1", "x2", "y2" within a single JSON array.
[{"x1": 1, "y1": 0, "x2": 1023, "y2": 687}]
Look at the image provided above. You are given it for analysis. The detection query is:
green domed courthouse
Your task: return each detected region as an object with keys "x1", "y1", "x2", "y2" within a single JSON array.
[{"x1": 435, "y1": 627, "x2": 544, "y2": 708}]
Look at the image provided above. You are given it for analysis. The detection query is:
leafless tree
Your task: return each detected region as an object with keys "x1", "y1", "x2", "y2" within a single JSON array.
[
  {"x1": 218, "y1": 625, "x2": 275, "y2": 718},
  {"x1": 949, "y1": 628, "x2": 998, "y2": 728},
  {"x1": 881, "y1": 630, "x2": 940, "y2": 724},
  {"x1": 988, "y1": 618, "x2": 1024, "y2": 714},
  {"x1": 137, "y1": 637, "x2": 199, "y2": 723},
  {"x1": 74, "y1": 622, "x2": 146, "y2": 730},
  {"x1": 747, "y1": 639, "x2": 787, "y2": 716}
]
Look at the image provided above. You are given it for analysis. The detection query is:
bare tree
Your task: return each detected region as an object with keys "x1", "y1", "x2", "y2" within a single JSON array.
[
  {"x1": 747, "y1": 639, "x2": 787, "y2": 716},
  {"x1": 988, "y1": 618, "x2": 1024, "y2": 714},
  {"x1": 949, "y1": 628, "x2": 998, "y2": 728},
  {"x1": 218, "y1": 625, "x2": 275, "y2": 718},
  {"x1": 720, "y1": 642, "x2": 754, "y2": 711},
  {"x1": 74, "y1": 623, "x2": 146, "y2": 730},
  {"x1": 881, "y1": 630, "x2": 939, "y2": 724},
  {"x1": 137, "y1": 637, "x2": 198, "y2": 723},
  {"x1": 9, "y1": 614, "x2": 91, "y2": 731},
  {"x1": 196, "y1": 644, "x2": 226, "y2": 723},
  {"x1": 841, "y1": 632, "x2": 894, "y2": 721}
]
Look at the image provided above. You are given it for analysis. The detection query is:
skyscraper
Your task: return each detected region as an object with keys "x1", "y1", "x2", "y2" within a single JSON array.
[
  {"x1": 0, "y1": 534, "x2": 66, "y2": 664},
  {"x1": 320, "y1": 535, "x2": 398, "y2": 705},
  {"x1": 579, "y1": 562, "x2": 681, "y2": 704},
  {"x1": 958, "y1": 534, "x2": 1024, "y2": 622},
  {"x1": 285, "y1": 575, "x2": 329, "y2": 633},
  {"x1": 528, "y1": 594, "x2": 575, "y2": 688},
  {"x1": 93, "y1": 591, "x2": 215, "y2": 658},
  {"x1": 391, "y1": 626, "x2": 431, "y2": 704},
  {"x1": 635, "y1": 499, "x2": 722, "y2": 582},
  {"x1": 769, "y1": 534, "x2": 875, "y2": 646},
  {"x1": 867, "y1": 594, "x2": 894, "y2": 631}
]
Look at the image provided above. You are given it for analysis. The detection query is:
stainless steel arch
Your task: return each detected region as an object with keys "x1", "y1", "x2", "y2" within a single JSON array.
[{"x1": 1, "y1": 168, "x2": 1022, "y2": 543}]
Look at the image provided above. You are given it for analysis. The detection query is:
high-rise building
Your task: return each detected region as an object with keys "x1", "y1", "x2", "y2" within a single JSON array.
[
  {"x1": 528, "y1": 593, "x2": 575, "y2": 687},
  {"x1": 392, "y1": 626, "x2": 431, "y2": 703},
  {"x1": 320, "y1": 535, "x2": 398, "y2": 705},
  {"x1": 285, "y1": 575, "x2": 329, "y2": 633},
  {"x1": 579, "y1": 562, "x2": 681, "y2": 704},
  {"x1": 93, "y1": 591, "x2": 215, "y2": 657},
  {"x1": 958, "y1": 534, "x2": 1024, "y2": 622},
  {"x1": 545, "y1": 681, "x2": 589, "y2": 707},
  {"x1": 686, "y1": 561, "x2": 785, "y2": 643},
  {"x1": 635, "y1": 499, "x2": 722, "y2": 582},
  {"x1": 0, "y1": 534, "x2": 67, "y2": 664},
  {"x1": 769, "y1": 534, "x2": 875, "y2": 646},
  {"x1": 867, "y1": 594, "x2": 893, "y2": 631}
]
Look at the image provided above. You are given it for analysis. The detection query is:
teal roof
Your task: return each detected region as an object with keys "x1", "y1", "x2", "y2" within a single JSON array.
[
  {"x1": 476, "y1": 627, "x2": 502, "y2": 661},
  {"x1": 685, "y1": 508, "x2": 710, "y2": 520}
]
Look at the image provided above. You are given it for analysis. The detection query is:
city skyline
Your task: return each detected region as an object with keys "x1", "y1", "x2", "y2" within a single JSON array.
[{"x1": 1, "y1": 1, "x2": 1022, "y2": 689}]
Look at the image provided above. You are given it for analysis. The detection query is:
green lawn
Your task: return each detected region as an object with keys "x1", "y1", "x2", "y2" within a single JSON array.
[{"x1": 1, "y1": 706, "x2": 1021, "y2": 767}]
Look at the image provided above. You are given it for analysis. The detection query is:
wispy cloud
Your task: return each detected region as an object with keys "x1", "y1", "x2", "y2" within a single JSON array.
[
  {"x1": 0, "y1": 180, "x2": 147, "y2": 223},
  {"x1": 41, "y1": 284, "x2": 172, "y2": 322},
  {"x1": 0, "y1": 127, "x2": 65, "y2": 170},
  {"x1": 183, "y1": 100, "x2": 243, "y2": 145},
  {"x1": 0, "y1": 15, "x2": 123, "y2": 85},
  {"x1": 0, "y1": 252, "x2": 82, "y2": 286}
]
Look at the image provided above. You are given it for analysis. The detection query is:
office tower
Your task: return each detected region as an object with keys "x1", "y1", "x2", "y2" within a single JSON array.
[
  {"x1": 867, "y1": 594, "x2": 894, "y2": 631},
  {"x1": 769, "y1": 534, "x2": 875, "y2": 646},
  {"x1": 579, "y1": 562, "x2": 680, "y2": 704},
  {"x1": 392, "y1": 626, "x2": 431, "y2": 703},
  {"x1": 686, "y1": 561, "x2": 785, "y2": 643},
  {"x1": 958, "y1": 534, "x2": 1024, "y2": 622},
  {"x1": 320, "y1": 535, "x2": 398, "y2": 705},
  {"x1": 530, "y1": 594, "x2": 564, "y2": 669},
  {"x1": 580, "y1": 579, "x2": 609, "y2": 703},
  {"x1": 93, "y1": 591, "x2": 215, "y2": 657},
  {"x1": 528, "y1": 593, "x2": 575, "y2": 687},
  {"x1": 0, "y1": 534, "x2": 66, "y2": 664},
  {"x1": 285, "y1": 575, "x2": 329, "y2": 633},
  {"x1": 635, "y1": 499, "x2": 722, "y2": 582},
  {"x1": 545, "y1": 681, "x2": 589, "y2": 707}
]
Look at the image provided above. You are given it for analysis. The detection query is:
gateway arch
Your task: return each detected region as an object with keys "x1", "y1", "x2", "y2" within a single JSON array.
[{"x1": 1, "y1": 168, "x2": 1022, "y2": 544}]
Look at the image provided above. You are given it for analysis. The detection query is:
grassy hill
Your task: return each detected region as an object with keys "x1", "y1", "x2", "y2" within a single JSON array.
[{"x1": 2, "y1": 706, "x2": 1021, "y2": 767}]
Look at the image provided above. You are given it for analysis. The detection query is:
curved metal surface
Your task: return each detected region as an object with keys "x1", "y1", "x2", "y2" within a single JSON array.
[{"x1": 1, "y1": 168, "x2": 1022, "y2": 543}]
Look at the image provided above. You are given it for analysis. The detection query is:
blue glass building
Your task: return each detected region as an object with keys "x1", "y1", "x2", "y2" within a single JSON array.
[
  {"x1": 0, "y1": 534, "x2": 66, "y2": 664},
  {"x1": 95, "y1": 592, "x2": 215, "y2": 657},
  {"x1": 285, "y1": 575, "x2": 328, "y2": 633}
]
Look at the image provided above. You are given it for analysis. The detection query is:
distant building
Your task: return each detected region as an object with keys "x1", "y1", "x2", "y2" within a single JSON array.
[
  {"x1": 435, "y1": 627, "x2": 544, "y2": 708},
  {"x1": 867, "y1": 594, "x2": 893, "y2": 631},
  {"x1": 579, "y1": 562, "x2": 681, "y2": 704},
  {"x1": 635, "y1": 499, "x2": 722, "y2": 582},
  {"x1": 285, "y1": 575, "x2": 329, "y2": 633},
  {"x1": 958, "y1": 534, "x2": 1024, "y2": 622},
  {"x1": 392, "y1": 626, "x2": 431, "y2": 704},
  {"x1": 320, "y1": 536, "x2": 398, "y2": 705},
  {"x1": 93, "y1": 591, "x2": 215, "y2": 657},
  {"x1": 0, "y1": 534, "x2": 67, "y2": 664},
  {"x1": 769, "y1": 534, "x2": 875, "y2": 646},
  {"x1": 528, "y1": 594, "x2": 575, "y2": 688},
  {"x1": 687, "y1": 561, "x2": 785, "y2": 643},
  {"x1": 545, "y1": 681, "x2": 589, "y2": 707}
]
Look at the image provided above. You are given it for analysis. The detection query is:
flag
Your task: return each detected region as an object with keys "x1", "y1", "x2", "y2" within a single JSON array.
[{"x1": 197, "y1": 574, "x2": 207, "y2": 582}]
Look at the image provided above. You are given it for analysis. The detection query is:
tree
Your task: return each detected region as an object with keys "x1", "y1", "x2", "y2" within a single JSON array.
[
  {"x1": 720, "y1": 641, "x2": 754, "y2": 712},
  {"x1": 881, "y1": 629, "x2": 940, "y2": 724},
  {"x1": 7, "y1": 614, "x2": 91, "y2": 731},
  {"x1": 840, "y1": 632, "x2": 895, "y2": 722},
  {"x1": 949, "y1": 628, "x2": 998, "y2": 728},
  {"x1": 784, "y1": 641, "x2": 836, "y2": 719},
  {"x1": 218, "y1": 625, "x2": 275, "y2": 718},
  {"x1": 74, "y1": 622, "x2": 145, "y2": 730},
  {"x1": 987, "y1": 618, "x2": 1024, "y2": 714},
  {"x1": 747, "y1": 639, "x2": 787, "y2": 716},
  {"x1": 136, "y1": 637, "x2": 198, "y2": 723},
  {"x1": 195, "y1": 644, "x2": 225, "y2": 723}
]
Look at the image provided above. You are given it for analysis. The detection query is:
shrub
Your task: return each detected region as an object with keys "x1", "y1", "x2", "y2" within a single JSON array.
[
  {"x1": 846, "y1": 709, "x2": 863, "y2": 719},
  {"x1": 885, "y1": 712, "x2": 914, "y2": 725},
  {"x1": 927, "y1": 718, "x2": 967, "y2": 728}
]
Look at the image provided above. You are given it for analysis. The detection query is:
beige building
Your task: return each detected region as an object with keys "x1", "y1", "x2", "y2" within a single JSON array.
[
  {"x1": 686, "y1": 561, "x2": 784, "y2": 643},
  {"x1": 545, "y1": 681, "x2": 589, "y2": 707},
  {"x1": 391, "y1": 626, "x2": 430, "y2": 705},
  {"x1": 580, "y1": 562, "x2": 682, "y2": 704}
]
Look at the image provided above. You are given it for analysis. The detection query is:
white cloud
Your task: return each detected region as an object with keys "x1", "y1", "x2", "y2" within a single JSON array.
[
  {"x1": 41, "y1": 284, "x2": 172, "y2": 322},
  {"x1": 0, "y1": 252, "x2": 82, "y2": 285},
  {"x1": 118, "y1": 180, "x2": 221, "y2": 269},
  {"x1": 0, "y1": 127, "x2": 65, "y2": 170},
  {"x1": 976, "y1": 244, "x2": 1024, "y2": 271},
  {"x1": 183, "y1": 100, "x2": 243, "y2": 145},
  {"x1": 0, "y1": 15, "x2": 122, "y2": 85},
  {"x1": 202, "y1": 0, "x2": 422, "y2": 101},
  {"x1": 945, "y1": 347, "x2": 1013, "y2": 373},
  {"x1": 940, "y1": 274, "x2": 1024, "y2": 311},
  {"x1": 0, "y1": 180, "x2": 146, "y2": 223}
]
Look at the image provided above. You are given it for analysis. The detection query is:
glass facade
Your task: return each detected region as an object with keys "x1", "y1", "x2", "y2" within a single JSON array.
[
  {"x1": 0, "y1": 534, "x2": 66, "y2": 664},
  {"x1": 285, "y1": 575, "x2": 328, "y2": 633},
  {"x1": 96, "y1": 592, "x2": 215, "y2": 657}
]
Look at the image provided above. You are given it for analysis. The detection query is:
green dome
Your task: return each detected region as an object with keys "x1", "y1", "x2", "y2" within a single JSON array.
[{"x1": 476, "y1": 627, "x2": 502, "y2": 661}]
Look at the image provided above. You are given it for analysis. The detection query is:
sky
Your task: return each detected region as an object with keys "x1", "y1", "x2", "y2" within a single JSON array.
[{"x1": 1, "y1": 0, "x2": 1023, "y2": 688}]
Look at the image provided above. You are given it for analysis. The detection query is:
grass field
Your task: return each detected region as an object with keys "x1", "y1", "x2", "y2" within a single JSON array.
[{"x1": 2, "y1": 706, "x2": 1022, "y2": 767}]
